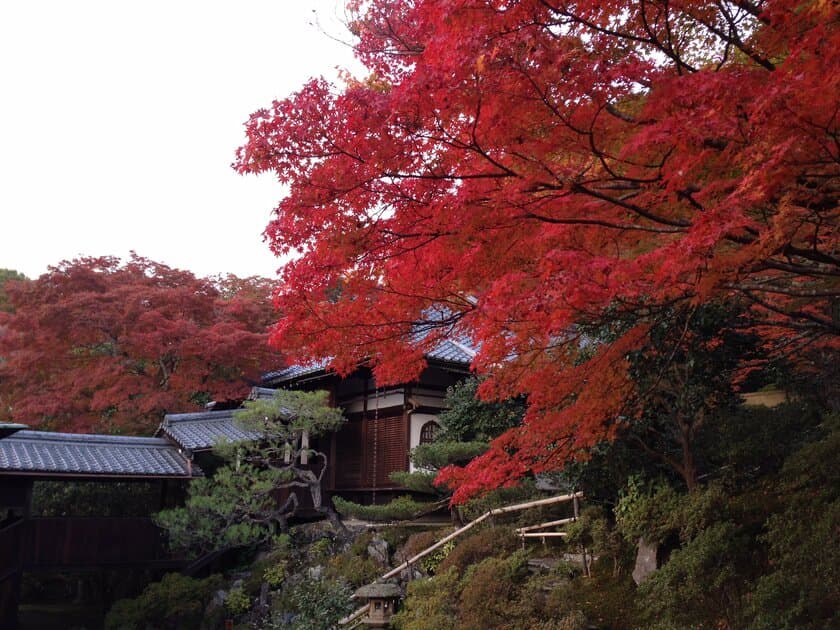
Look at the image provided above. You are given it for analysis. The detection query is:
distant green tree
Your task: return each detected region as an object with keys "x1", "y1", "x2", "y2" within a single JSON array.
[
  {"x1": 0, "y1": 268, "x2": 27, "y2": 313},
  {"x1": 749, "y1": 416, "x2": 840, "y2": 629},
  {"x1": 437, "y1": 377, "x2": 526, "y2": 442},
  {"x1": 156, "y1": 390, "x2": 345, "y2": 555}
]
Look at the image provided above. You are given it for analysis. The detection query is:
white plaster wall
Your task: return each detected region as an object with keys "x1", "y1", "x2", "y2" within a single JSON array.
[{"x1": 409, "y1": 412, "x2": 441, "y2": 472}]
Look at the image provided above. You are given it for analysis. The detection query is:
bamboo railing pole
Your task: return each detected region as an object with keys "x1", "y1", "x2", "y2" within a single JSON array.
[
  {"x1": 515, "y1": 516, "x2": 577, "y2": 534},
  {"x1": 338, "y1": 491, "x2": 584, "y2": 626},
  {"x1": 380, "y1": 492, "x2": 582, "y2": 581}
]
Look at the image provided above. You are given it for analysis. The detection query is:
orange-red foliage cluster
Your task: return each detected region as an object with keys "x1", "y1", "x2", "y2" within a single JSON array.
[
  {"x1": 236, "y1": 0, "x2": 839, "y2": 501},
  {"x1": 0, "y1": 255, "x2": 280, "y2": 434}
]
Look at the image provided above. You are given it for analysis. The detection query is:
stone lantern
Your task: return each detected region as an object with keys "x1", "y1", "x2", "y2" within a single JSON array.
[{"x1": 352, "y1": 582, "x2": 402, "y2": 628}]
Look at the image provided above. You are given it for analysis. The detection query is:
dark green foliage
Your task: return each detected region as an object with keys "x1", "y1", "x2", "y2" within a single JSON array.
[
  {"x1": 410, "y1": 441, "x2": 488, "y2": 469},
  {"x1": 437, "y1": 377, "x2": 525, "y2": 442},
  {"x1": 616, "y1": 480, "x2": 729, "y2": 548},
  {"x1": 391, "y1": 568, "x2": 460, "y2": 630},
  {"x1": 242, "y1": 545, "x2": 292, "y2": 595},
  {"x1": 104, "y1": 572, "x2": 223, "y2": 630},
  {"x1": 389, "y1": 469, "x2": 438, "y2": 494},
  {"x1": 458, "y1": 551, "x2": 530, "y2": 628},
  {"x1": 555, "y1": 573, "x2": 641, "y2": 629},
  {"x1": 459, "y1": 479, "x2": 546, "y2": 522},
  {"x1": 332, "y1": 495, "x2": 440, "y2": 522},
  {"x1": 696, "y1": 401, "x2": 824, "y2": 489},
  {"x1": 437, "y1": 525, "x2": 518, "y2": 575},
  {"x1": 564, "y1": 506, "x2": 630, "y2": 576},
  {"x1": 325, "y1": 551, "x2": 381, "y2": 588},
  {"x1": 638, "y1": 521, "x2": 754, "y2": 628},
  {"x1": 269, "y1": 577, "x2": 354, "y2": 630},
  {"x1": 156, "y1": 390, "x2": 345, "y2": 554},
  {"x1": 0, "y1": 268, "x2": 27, "y2": 312},
  {"x1": 622, "y1": 304, "x2": 760, "y2": 490},
  {"x1": 156, "y1": 464, "x2": 290, "y2": 555},
  {"x1": 32, "y1": 480, "x2": 164, "y2": 517},
  {"x1": 749, "y1": 416, "x2": 840, "y2": 629}
]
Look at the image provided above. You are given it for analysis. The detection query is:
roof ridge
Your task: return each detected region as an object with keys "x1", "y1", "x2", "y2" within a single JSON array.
[
  {"x1": 10, "y1": 431, "x2": 174, "y2": 447},
  {"x1": 163, "y1": 409, "x2": 238, "y2": 424}
]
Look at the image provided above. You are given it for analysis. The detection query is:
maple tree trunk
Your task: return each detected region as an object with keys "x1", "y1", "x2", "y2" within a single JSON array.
[{"x1": 677, "y1": 420, "x2": 698, "y2": 493}]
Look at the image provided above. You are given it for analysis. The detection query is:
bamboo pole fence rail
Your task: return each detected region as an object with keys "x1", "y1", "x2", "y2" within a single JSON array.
[{"x1": 336, "y1": 491, "x2": 583, "y2": 627}]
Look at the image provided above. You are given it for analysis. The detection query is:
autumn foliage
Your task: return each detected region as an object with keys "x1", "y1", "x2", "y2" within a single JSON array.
[
  {"x1": 0, "y1": 255, "x2": 280, "y2": 434},
  {"x1": 236, "y1": 0, "x2": 839, "y2": 501}
]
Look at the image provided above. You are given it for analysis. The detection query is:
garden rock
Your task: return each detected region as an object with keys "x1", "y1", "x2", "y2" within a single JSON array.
[
  {"x1": 632, "y1": 537, "x2": 659, "y2": 585},
  {"x1": 367, "y1": 534, "x2": 391, "y2": 566},
  {"x1": 307, "y1": 565, "x2": 324, "y2": 580}
]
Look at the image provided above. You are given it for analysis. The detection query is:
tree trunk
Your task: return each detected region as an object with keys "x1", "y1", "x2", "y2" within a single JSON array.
[{"x1": 677, "y1": 418, "x2": 698, "y2": 492}]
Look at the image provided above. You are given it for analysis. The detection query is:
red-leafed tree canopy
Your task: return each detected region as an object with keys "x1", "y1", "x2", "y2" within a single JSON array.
[
  {"x1": 236, "y1": 0, "x2": 839, "y2": 501},
  {"x1": 0, "y1": 255, "x2": 281, "y2": 435}
]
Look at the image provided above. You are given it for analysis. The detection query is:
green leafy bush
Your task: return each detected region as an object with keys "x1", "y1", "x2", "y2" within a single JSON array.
[
  {"x1": 458, "y1": 480, "x2": 545, "y2": 522},
  {"x1": 437, "y1": 525, "x2": 518, "y2": 575},
  {"x1": 564, "y1": 506, "x2": 629, "y2": 576},
  {"x1": 389, "y1": 470, "x2": 438, "y2": 494},
  {"x1": 748, "y1": 417, "x2": 840, "y2": 629},
  {"x1": 225, "y1": 587, "x2": 251, "y2": 616},
  {"x1": 420, "y1": 540, "x2": 454, "y2": 574},
  {"x1": 392, "y1": 568, "x2": 460, "y2": 630},
  {"x1": 614, "y1": 478, "x2": 682, "y2": 544},
  {"x1": 638, "y1": 521, "x2": 752, "y2": 627},
  {"x1": 410, "y1": 441, "x2": 488, "y2": 469},
  {"x1": 458, "y1": 551, "x2": 529, "y2": 628},
  {"x1": 436, "y1": 377, "x2": 525, "y2": 442},
  {"x1": 104, "y1": 572, "x2": 223, "y2": 630},
  {"x1": 333, "y1": 495, "x2": 439, "y2": 522},
  {"x1": 269, "y1": 577, "x2": 354, "y2": 630},
  {"x1": 263, "y1": 562, "x2": 287, "y2": 589}
]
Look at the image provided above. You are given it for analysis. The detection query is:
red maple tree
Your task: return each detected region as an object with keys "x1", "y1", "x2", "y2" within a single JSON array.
[
  {"x1": 236, "y1": 0, "x2": 839, "y2": 501},
  {"x1": 0, "y1": 255, "x2": 281, "y2": 434}
]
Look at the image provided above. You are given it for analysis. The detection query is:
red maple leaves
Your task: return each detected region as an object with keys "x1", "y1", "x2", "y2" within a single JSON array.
[
  {"x1": 236, "y1": 0, "x2": 839, "y2": 500},
  {"x1": 0, "y1": 255, "x2": 281, "y2": 434}
]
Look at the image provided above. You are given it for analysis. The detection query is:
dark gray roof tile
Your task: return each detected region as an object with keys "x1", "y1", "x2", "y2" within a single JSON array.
[
  {"x1": 0, "y1": 431, "x2": 198, "y2": 478},
  {"x1": 159, "y1": 409, "x2": 262, "y2": 452},
  {"x1": 264, "y1": 335, "x2": 477, "y2": 385}
]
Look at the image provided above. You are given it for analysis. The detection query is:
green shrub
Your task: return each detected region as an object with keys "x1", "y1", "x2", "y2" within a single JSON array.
[
  {"x1": 104, "y1": 572, "x2": 223, "y2": 630},
  {"x1": 564, "y1": 506, "x2": 630, "y2": 576},
  {"x1": 638, "y1": 521, "x2": 752, "y2": 628},
  {"x1": 326, "y1": 545, "x2": 382, "y2": 589},
  {"x1": 398, "y1": 529, "x2": 446, "y2": 565},
  {"x1": 410, "y1": 441, "x2": 488, "y2": 469},
  {"x1": 268, "y1": 577, "x2": 354, "y2": 630},
  {"x1": 263, "y1": 562, "x2": 287, "y2": 589},
  {"x1": 389, "y1": 470, "x2": 438, "y2": 494},
  {"x1": 748, "y1": 418, "x2": 840, "y2": 629},
  {"x1": 391, "y1": 568, "x2": 460, "y2": 630},
  {"x1": 225, "y1": 587, "x2": 251, "y2": 616},
  {"x1": 556, "y1": 573, "x2": 641, "y2": 630},
  {"x1": 333, "y1": 495, "x2": 439, "y2": 522},
  {"x1": 459, "y1": 480, "x2": 545, "y2": 522},
  {"x1": 458, "y1": 552, "x2": 529, "y2": 628},
  {"x1": 420, "y1": 540, "x2": 454, "y2": 575},
  {"x1": 614, "y1": 478, "x2": 682, "y2": 544},
  {"x1": 437, "y1": 525, "x2": 518, "y2": 575},
  {"x1": 309, "y1": 537, "x2": 333, "y2": 562}
]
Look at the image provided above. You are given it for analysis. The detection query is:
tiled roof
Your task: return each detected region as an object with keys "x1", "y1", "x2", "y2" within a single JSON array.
[
  {"x1": 159, "y1": 409, "x2": 263, "y2": 452},
  {"x1": 425, "y1": 336, "x2": 477, "y2": 364},
  {"x1": 249, "y1": 387, "x2": 281, "y2": 400},
  {"x1": 0, "y1": 431, "x2": 198, "y2": 478},
  {"x1": 264, "y1": 335, "x2": 477, "y2": 385},
  {"x1": 262, "y1": 359, "x2": 331, "y2": 385}
]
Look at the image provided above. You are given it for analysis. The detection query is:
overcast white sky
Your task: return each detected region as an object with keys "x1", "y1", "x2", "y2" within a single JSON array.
[{"x1": 0, "y1": 1, "x2": 359, "y2": 280}]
